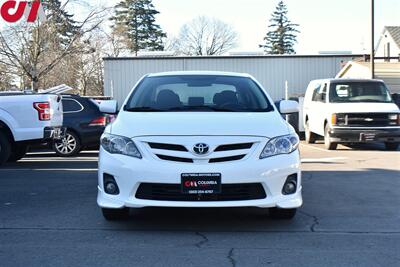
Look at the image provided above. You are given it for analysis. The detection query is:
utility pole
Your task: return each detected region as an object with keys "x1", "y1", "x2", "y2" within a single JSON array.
[{"x1": 371, "y1": 0, "x2": 375, "y2": 79}]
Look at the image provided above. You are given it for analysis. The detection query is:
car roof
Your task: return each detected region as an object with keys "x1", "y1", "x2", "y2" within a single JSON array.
[
  {"x1": 61, "y1": 94, "x2": 81, "y2": 98},
  {"x1": 147, "y1": 71, "x2": 252, "y2": 78},
  {"x1": 310, "y1": 78, "x2": 385, "y2": 83}
]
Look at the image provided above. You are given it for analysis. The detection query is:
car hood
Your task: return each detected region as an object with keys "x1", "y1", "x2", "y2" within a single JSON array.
[
  {"x1": 110, "y1": 112, "x2": 290, "y2": 138},
  {"x1": 328, "y1": 103, "x2": 400, "y2": 113}
]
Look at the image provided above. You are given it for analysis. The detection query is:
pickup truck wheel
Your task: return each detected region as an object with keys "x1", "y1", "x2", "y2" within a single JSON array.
[
  {"x1": 269, "y1": 208, "x2": 297, "y2": 220},
  {"x1": 8, "y1": 144, "x2": 28, "y2": 162},
  {"x1": 0, "y1": 131, "x2": 11, "y2": 166},
  {"x1": 385, "y1": 143, "x2": 399, "y2": 151},
  {"x1": 324, "y1": 124, "x2": 337, "y2": 150},
  {"x1": 53, "y1": 131, "x2": 81, "y2": 157},
  {"x1": 102, "y1": 208, "x2": 130, "y2": 221},
  {"x1": 305, "y1": 121, "x2": 316, "y2": 144}
]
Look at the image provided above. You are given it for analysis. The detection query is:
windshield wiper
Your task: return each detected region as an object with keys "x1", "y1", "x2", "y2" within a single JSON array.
[
  {"x1": 124, "y1": 107, "x2": 165, "y2": 112},
  {"x1": 167, "y1": 106, "x2": 273, "y2": 112},
  {"x1": 166, "y1": 106, "x2": 237, "y2": 112},
  {"x1": 362, "y1": 100, "x2": 391, "y2": 103},
  {"x1": 332, "y1": 100, "x2": 391, "y2": 103},
  {"x1": 351, "y1": 100, "x2": 390, "y2": 103}
]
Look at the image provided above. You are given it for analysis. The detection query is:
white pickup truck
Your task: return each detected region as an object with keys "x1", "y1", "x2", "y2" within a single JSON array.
[
  {"x1": 0, "y1": 92, "x2": 64, "y2": 165},
  {"x1": 303, "y1": 79, "x2": 400, "y2": 150}
]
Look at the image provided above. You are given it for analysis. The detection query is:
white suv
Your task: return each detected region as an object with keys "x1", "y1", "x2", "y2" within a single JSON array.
[
  {"x1": 303, "y1": 79, "x2": 400, "y2": 150},
  {"x1": 97, "y1": 72, "x2": 302, "y2": 220}
]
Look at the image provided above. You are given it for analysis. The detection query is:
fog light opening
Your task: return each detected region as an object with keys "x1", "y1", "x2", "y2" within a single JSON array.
[
  {"x1": 103, "y1": 173, "x2": 120, "y2": 195},
  {"x1": 283, "y1": 181, "x2": 297, "y2": 195},
  {"x1": 282, "y1": 174, "x2": 298, "y2": 195},
  {"x1": 105, "y1": 182, "x2": 118, "y2": 195}
]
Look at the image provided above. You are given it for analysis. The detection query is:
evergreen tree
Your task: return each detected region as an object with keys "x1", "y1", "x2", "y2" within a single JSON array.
[
  {"x1": 111, "y1": 0, "x2": 166, "y2": 55},
  {"x1": 41, "y1": 0, "x2": 80, "y2": 46},
  {"x1": 260, "y1": 1, "x2": 299, "y2": 54}
]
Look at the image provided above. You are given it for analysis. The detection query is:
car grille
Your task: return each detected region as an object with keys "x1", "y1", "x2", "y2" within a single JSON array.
[
  {"x1": 135, "y1": 183, "x2": 266, "y2": 201},
  {"x1": 209, "y1": 155, "x2": 246, "y2": 163},
  {"x1": 214, "y1": 143, "x2": 253, "y2": 152},
  {"x1": 148, "y1": 142, "x2": 188, "y2": 152},
  {"x1": 145, "y1": 141, "x2": 257, "y2": 164},
  {"x1": 156, "y1": 154, "x2": 193, "y2": 163},
  {"x1": 337, "y1": 113, "x2": 395, "y2": 127}
]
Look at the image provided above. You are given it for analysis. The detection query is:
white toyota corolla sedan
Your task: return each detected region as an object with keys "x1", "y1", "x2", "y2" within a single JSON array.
[{"x1": 97, "y1": 71, "x2": 302, "y2": 220}]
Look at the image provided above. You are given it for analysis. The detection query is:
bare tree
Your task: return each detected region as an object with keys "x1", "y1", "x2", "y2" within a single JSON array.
[
  {"x1": 102, "y1": 26, "x2": 129, "y2": 57},
  {"x1": 174, "y1": 16, "x2": 238, "y2": 56},
  {"x1": 0, "y1": 59, "x2": 16, "y2": 90},
  {"x1": 0, "y1": 4, "x2": 106, "y2": 91},
  {"x1": 75, "y1": 30, "x2": 106, "y2": 96}
]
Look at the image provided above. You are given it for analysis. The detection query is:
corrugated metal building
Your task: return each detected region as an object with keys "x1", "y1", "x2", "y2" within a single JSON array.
[{"x1": 104, "y1": 55, "x2": 361, "y2": 105}]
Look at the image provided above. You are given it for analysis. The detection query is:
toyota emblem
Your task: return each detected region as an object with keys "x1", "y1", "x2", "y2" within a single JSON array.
[{"x1": 193, "y1": 143, "x2": 209, "y2": 155}]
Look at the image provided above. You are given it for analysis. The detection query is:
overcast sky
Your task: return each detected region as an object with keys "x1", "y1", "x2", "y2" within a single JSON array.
[
  {"x1": 97, "y1": 0, "x2": 399, "y2": 54},
  {"x1": 2, "y1": 0, "x2": 399, "y2": 54}
]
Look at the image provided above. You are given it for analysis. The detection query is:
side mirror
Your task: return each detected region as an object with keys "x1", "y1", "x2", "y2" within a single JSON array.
[
  {"x1": 279, "y1": 100, "x2": 299, "y2": 114},
  {"x1": 99, "y1": 100, "x2": 118, "y2": 114}
]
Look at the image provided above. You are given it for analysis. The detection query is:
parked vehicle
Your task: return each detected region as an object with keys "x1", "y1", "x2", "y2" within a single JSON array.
[
  {"x1": 97, "y1": 71, "x2": 302, "y2": 221},
  {"x1": 52, "y1": 95, "x2": 108, "y2": 157},
  {"x1": 303, "y1": 79, "x2": 400, "y2": 150},
  {"x1": 0, "y1": 92, "x2": 64, "y2": 165}
]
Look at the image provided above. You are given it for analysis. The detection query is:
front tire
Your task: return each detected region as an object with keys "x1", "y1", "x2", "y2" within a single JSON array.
[
  {"x1": 102, "y1": 208, "x2": 130, "y2": 221},
  {"x1": 53, "y1": 130, "x2": 81, "y2": 157},
  {"x1": 324, "y1": 124, "x2": 337, "y2": 150},
  {"x1": 385, "y1": 142, "x2": 399, "y2": 151},
  {"x1": 305, "y1": 120, "x2": 317, "y2": 144},
  {"x1": 0, "y1": 131, "x2": 11, "y2": 166},
  {"x1": 269, "y1": 208, "x2": 297, "y2": 220}
]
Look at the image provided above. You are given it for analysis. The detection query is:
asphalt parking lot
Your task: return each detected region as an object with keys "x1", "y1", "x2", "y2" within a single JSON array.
[{"x1": 0, "y1": 142, "x2": 399, "y2": 267}]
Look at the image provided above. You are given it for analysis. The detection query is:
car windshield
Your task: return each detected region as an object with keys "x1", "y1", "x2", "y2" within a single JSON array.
[
  {"x1": 329, "y1": 82, "x2": 393, "y2": 103},
  {"x1": 125, "y1": 75, "x2": 273, "y2": 112}
]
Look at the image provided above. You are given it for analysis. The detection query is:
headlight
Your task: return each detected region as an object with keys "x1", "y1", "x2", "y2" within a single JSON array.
[
  {"x1": 101, "y1": 133, "x2": 142, "y2": 159},
  {"x1": 389, "y1": 114, "x2": 400, "y2": 125},
  {"x1": 260, "y1": 134, "x2": 299, "y2": 159}
]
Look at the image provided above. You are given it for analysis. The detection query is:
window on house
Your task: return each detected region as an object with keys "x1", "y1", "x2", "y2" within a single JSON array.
[{"x1": 384, "y1": 42, "x2": 390, "y2": 62}]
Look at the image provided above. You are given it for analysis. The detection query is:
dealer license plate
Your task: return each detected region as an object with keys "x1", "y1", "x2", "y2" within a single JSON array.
[
  {"x1": 360, "y1": 133, "x2": 376, "y2": 141},
  {"x1": 181, "y1": 173, "x2": 221, "y2": 194}
]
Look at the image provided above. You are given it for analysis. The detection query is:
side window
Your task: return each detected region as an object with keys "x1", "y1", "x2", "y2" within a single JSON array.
[
  {"x1": 62, "y1": 99, "x2": 83, "y2": 113},
  {"x1": 319, "y1": 84, "x2": 327, "y2": 103},
  {"x1": 311, "y1": 83, "x2": 321, "y2": 102},
  {"x1": 312, "y1": 83, "x2": 327, "y2": 103}
]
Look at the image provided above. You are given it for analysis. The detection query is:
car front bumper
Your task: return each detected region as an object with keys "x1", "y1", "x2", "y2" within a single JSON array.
[
  {"x1": 329, "y1": 127, "x2": 400, "y2": 143},
  {"x1": 97, "y1": 148, "x2": 302, "y2": 209}
]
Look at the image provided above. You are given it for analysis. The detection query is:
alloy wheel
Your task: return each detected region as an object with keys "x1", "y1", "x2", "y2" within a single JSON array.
[{"x1": 55, "y1": 133, "x2": 77, "y2": 155}]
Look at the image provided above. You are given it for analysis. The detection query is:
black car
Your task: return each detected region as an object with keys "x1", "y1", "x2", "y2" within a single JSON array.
[{"x1": 53, "y1": 95, "x2": 108, "y2": 157}]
